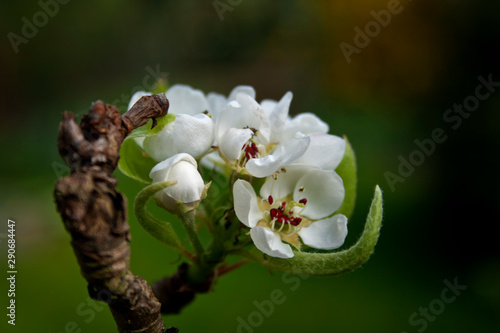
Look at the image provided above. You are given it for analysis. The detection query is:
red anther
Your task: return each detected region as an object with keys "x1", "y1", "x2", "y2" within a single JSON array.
[
  {"x1": 277, "y1": 217, "x2": 284, "y2": 224},
  {"x1": 299, "y1": 198, "x2": 307, "y2": 205},
  {"x1": 268, "y1": 195, "x2": 274, "y2": 205},
  {"x1": 281, "y1": 202, "x2": 286, "y2": 209},
  {"x1": 270, "y1": 208, "x2": 278, "y2": 219},
  {"x1": 290, "y1": 217, "x2": 302, "y2": 226},
  {"x1": 243, "y1": 143, "x2": 259, "y2": 160}
]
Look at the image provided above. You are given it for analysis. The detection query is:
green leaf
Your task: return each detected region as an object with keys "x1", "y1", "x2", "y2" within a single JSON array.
[
  {"x1": 118, "y1": 113, "x2": 176, "y2": 184},
  {"x1": 118, "y1": 137, "x2": 157, "y2": 184},
  {"x1": 335, "y1": 136, "x2": 357, "y2": 219},
  {"x1": 251, "y1": 185, "x2": 383, "y2": 276},
  {"x1": 130, "y1": 113, "x2": 176, "y2": 137},
  {"x1": 134, "y1": 181, "x2": 183, "y2": 251}
]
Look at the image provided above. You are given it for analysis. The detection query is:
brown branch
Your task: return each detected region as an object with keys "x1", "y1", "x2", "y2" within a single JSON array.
[
  {"x1": 152, "y1": 263, "x2": 214, "y2": 315},
  {"x1": 54, "y1": 95, "x2": 175, "y2": 333}
]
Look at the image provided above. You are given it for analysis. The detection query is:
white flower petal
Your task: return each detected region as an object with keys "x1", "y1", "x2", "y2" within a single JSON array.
[
  {"x1": 293, "y1": 134, "x2": 346, "y2": 170},
  {"x1": 250, "y1": 226, "x2": 294, "y2": 258},
  {"x1": 219, "y1": 128, "x2": 253, "y2": 161},
  {"x1": 228, "y1": 85, "x2": 256, "y2": 101},
  {"x1": 150, "y1": 153, "x2": 205, "y2": 209},
  {"x1": 215, "y1": 100, "x2": 239, "y2": 142},
  {"x1": 128, "y1": 91, "x2": 151, "y2": 111},
  {"x1": 206, "y1": 92, "x2": 227, "y2": 119},
  {"x1": 260, "y1": 99, "x2": 277, "y2": 114},
  {"x1": 283, "y1": 113, "x2": 329, "y2": 140},
  {"x1": 280, "y1": 132, "x2": 311, "y2": 166},
  {"x1": 298, "y1": 214, "x2": 348, "y2": 250},
  {"x1": 173, "y1": 114, "x2": 215, "y2": 158},
  {"x1": 233, "y1": 180, "x2": 264, "y2": 228},
  {"x1": 269, "y1": 92, "x2": 293, "y2": 143},
  {"x1": 207, "y1": 86, "x2": 256, "y2": 121},
  {"x1": 293, "y1": 169, "x2": 345, "y2": 220},
  {"x1": 234, "y1": 93, "x2": 271, "y2": 142},
  {"x1": 246, "y1": 146, "x2": 286, "y2": 178},
  {"x1": 215, "y1": 94, "x2": 271, "y2": 147},
  {"x1": 166, "y1": 84, "x2": 209, "y2": 116},
  {"x1": 259, "y1": 165, "x2": 311, "y2": 200},
  {"x1": 247, "y1": 133, "x2": 309, "y2": 178},
  {"x1": 142, "y1": 122, "x2": 177, "y2": 162}
]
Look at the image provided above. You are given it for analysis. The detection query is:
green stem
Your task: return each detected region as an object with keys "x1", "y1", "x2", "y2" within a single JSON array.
[{"x1": 178, "y1": 210, "x2": 205, "y2": 262}]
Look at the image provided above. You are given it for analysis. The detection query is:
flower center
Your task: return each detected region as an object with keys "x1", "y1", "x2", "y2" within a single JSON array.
[
  {"x1": 242, "y1": 141, "x2": 260, "y2": 161},
  {"x1": 238, "y1": 126, "x2": 262, "y2": 166},
  {"x1": 264, "y1": 195, "x2": 308, "y2": 235}
]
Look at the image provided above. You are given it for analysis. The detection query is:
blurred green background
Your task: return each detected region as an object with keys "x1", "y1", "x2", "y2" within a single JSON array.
[{"x1": 1, "y1": 0, "x2": 499, "y2": 332}]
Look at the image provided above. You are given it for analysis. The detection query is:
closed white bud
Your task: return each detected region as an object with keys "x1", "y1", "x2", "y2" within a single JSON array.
[{"x1": 150, "y1": 153, "x2": 205, "y2": 213}]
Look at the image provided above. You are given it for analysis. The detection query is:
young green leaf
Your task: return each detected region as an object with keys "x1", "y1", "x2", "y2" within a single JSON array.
[
  {"x1": 118, "y1": 137, "x2": 157, "y2": 184},
  {"x1": 134, "y1": 181, "x2": 184, "y2": 252},
  {"x1": 118, "y1": 114, "x2": 176, "y2": 183}
]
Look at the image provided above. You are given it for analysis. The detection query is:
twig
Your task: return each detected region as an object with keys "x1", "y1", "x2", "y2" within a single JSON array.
[
  {"x1": 54, "y1": 95, "x2": 173, "y2": 333},
  {"x1": 217, "y1": 259, "x2": 248, "y2": 276}
]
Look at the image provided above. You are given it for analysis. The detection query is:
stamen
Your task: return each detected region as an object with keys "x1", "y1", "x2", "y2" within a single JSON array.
[
  {"x1": 298, "y1": 186, "x2": 305, "y2": 192},
  {"x1": 298, "y1": 198, "x2": 307, "y2": 205},
  {"x1": 290, "y1": 217, "x2": 302, "y2": 226},
  {"x1": 280, "y1": 167, "x2": 287, "y2": 173},
  {"x1": 240, "y1": 139, "x2": 260, "y2": 164},
  {"x1": 268, "y1": 195, "x2": 274, "y2": 205},
  {"x1": 272, "y1": 174, "x2": 278, "y2": 180},
  {"x1": 277, "y1": 219, "x2": 285, "y2": 232}
]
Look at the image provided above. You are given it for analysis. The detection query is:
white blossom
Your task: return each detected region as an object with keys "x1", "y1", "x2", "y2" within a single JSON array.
[
  {"x1": 233, "y1": 166, "x2": 348, "y2": 258},
  {"x1": 213, "y1": 91, "x2": 346, "y2": 177}
]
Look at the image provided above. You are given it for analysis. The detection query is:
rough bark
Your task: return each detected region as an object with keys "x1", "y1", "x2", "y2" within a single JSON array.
[{"x1": 54, "y1": 95, "x2": 175, "y2": 333}]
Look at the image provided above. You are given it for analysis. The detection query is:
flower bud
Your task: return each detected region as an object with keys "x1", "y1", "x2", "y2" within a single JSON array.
[{"x1": 150, "y1": 153, "x2": 205, "y2": 213}]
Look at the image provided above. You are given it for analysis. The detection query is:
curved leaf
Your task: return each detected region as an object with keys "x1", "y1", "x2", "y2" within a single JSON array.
[
  {"x1": 134, "y1": 181, "x2": 183, "y2": 251},
  {"x1": 251, "y1": 185, "x2": 383, "y2": 276}
]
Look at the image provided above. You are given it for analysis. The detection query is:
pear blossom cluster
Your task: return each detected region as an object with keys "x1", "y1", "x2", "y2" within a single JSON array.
[{"x1": 126, "y1": 84, "x2": 349, "y2": 258}]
